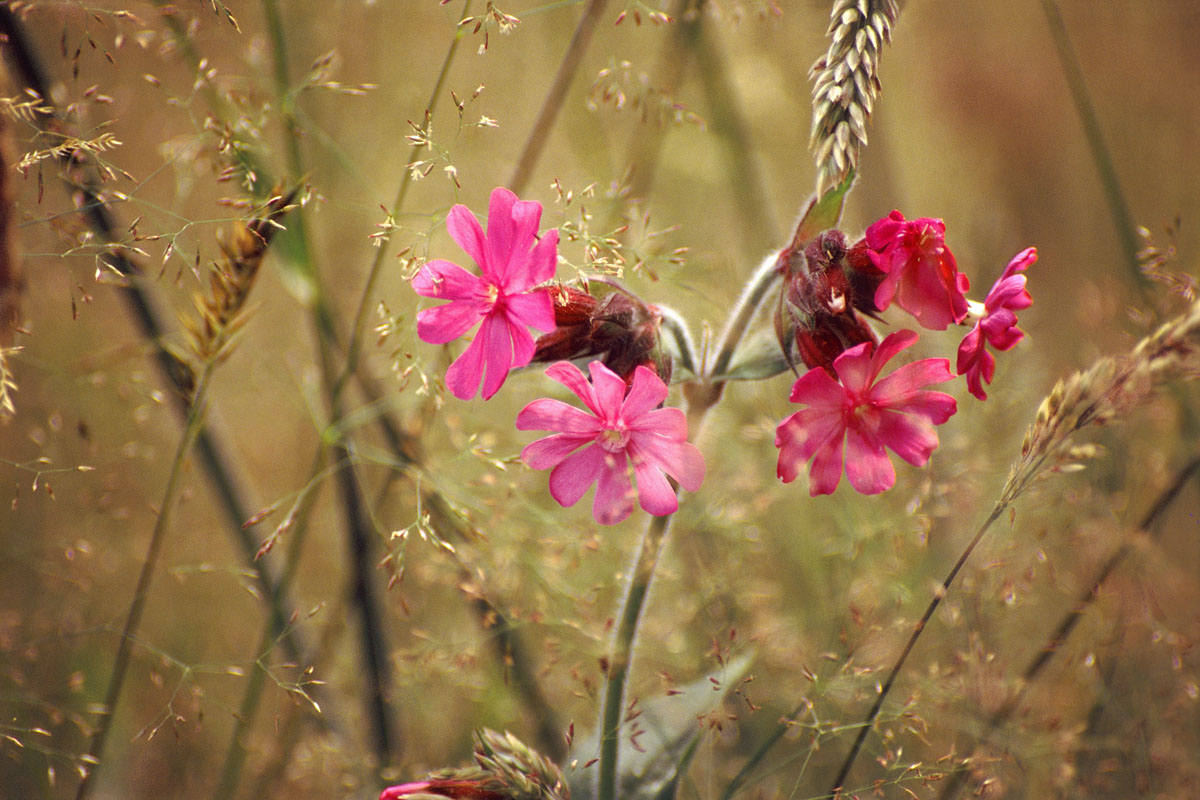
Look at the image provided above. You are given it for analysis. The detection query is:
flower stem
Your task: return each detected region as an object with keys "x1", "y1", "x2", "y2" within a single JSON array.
[{"x1": 597, "y1": 511, "x2": 674, "y2": 800}]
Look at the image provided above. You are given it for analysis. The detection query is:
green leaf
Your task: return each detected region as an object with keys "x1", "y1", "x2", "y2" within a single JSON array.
[
  {"x1": 567, "y1": 654, "x2": 754, "y2": 800},
  {"x1": 790, "y1": 170, "x2": 856, "y2": 249}
]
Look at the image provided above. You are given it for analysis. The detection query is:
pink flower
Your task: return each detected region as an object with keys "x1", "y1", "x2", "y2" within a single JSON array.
[
  {"x1": 380, "y1": 780, "x2": 505, "y2": 800},
  {"x1": 957, "y1": 247, "x2": 1036, "y2": 400},
  {"x1": 517, "y1": 361, "x2": 705, "y2": 525},
  {"x1": 413, "y1": 187, "x2": 559, "y2": 400},
  {"x1": 865, "y1": 210, "x2": 970, "y2": 331},
  {"x1": 776, "y1": 329, "x2": 957, "y2": 496}
]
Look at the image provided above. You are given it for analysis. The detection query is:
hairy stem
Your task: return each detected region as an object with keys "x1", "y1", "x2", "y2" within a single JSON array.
[{"x1": 598, "y1": 512, "x2": 675, "y2": 800}]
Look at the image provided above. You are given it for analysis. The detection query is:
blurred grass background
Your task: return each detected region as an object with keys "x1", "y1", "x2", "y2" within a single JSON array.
[{"x1": 1, "y1": 1, "x2": 1199, "y2": 798}]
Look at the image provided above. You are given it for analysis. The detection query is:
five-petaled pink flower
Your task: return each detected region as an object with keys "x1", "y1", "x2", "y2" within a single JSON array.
[
  {"x1": 957, "y1": 247, "x2": 1036, "y2": 400},
  {"x1": 413, "y1": 187, "x2": 559, "y2": 400},
  {"x1": 776, "y1": 329, "x2": 957, "y2": 496},
  {"x1": 517, "y1": 361, "x2": 705, "y2": 525},
  {"x1": 865, "y1": 210, "x2": 970, "y2": 331}
]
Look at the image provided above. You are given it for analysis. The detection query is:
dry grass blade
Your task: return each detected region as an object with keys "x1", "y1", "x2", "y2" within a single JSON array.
[
  {"x1": 1003, "y1": 297, "x2": 1200, "y2": 505},
  {"x1": 809, "y1": 0, "x2": 899, "y2": 194},
  {"x1": 184, "y1": 189, "x2": 298, "y2": 364}
]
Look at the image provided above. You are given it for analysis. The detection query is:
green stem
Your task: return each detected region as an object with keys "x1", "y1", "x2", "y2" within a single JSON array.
[
  {"x1": 597, "y1": 206, "x2": 783, "y2": 800},
  {"x1": 597, "y1": 511, "x2": 674, "y2": 800},
  {"x1": 1040, "y1": 0, "x2": 1144, "y2": 293},
  {"x1": 74, "y1": 361, "x2": 216, "y2": 800}
]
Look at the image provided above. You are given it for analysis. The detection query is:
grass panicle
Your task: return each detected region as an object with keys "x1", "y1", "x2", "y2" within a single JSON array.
[
  {"x1": 809, "y1": 0, "x2": 899, "y2": 194},
  {"x1": 1004, "y1": 296, "x2": 1200, "y2": 506},
  {"x1": 183, "y1": 189, "x2": 298, "y2": 365}
]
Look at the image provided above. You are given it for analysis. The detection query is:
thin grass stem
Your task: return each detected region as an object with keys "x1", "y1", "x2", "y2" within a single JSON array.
[
  {"x1": 1040, "y1": 0, "x2": 1144, "y2": 293},
  {"x1": 74, "y1": 359, "x2": 217, "y2": 800},
  {"x1": 508, "y1": 0, "x2": 611, "y2": 196},
  {"x1": 260, "y1": 0, "x2": 398, "y2": 766},
  {"x1": 826, "y1": 505, "x2": 1006, "y2": 795},
  {"x1": 936, "y1": 453, "x2": 1200, "y2": 800}
]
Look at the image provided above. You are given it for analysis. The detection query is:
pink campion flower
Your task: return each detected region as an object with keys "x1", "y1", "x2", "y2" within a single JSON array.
[
  {"x1": 517, "y1": 361, "x2": 705, "y2": 525},
  {"x1": 775, "y1": 329, "x2": 957, "y2": 496},
  {"x1": 957, "y1": 246, "x2": 1036, "y2": 400},
  {"x1": 412, "y1": 187, "x2": 559, "y2": 400},
  {"x1": 380, "y1": 780, "x2": 506, "y2": 800},
  {"x1": 864, "y1": 210, "x2": 970, "y2": 331}
]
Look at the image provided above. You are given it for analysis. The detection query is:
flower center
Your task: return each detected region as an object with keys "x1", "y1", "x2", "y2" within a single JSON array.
[{"x1": 598, "y1": 424, "x2": 630, "y2": 453}]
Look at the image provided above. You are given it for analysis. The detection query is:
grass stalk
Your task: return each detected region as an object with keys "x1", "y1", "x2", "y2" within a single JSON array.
[
  {"x1": 936, "y1": 452, "x2": 1200, "y2": 800},
  {"x1": 260, "y1": 0, "x2": 399, "y2": 765},
  {"x1": 1039, "y1": 0, "x2": 1144, "y2": 292},
  {"x1": 508, "y1": 0, "x2": 611, "y2": 196},
  {"x1": 73, "y1": 358, "x2": 217, "y2": 800},
  {"x1": 826, "y1": 505, "x2": 1006, "y2": 796}
]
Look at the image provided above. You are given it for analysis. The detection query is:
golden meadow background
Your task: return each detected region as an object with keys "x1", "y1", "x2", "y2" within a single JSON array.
[{"x1": 2, "y1": 1, "x2": 1199, "y2": 797}]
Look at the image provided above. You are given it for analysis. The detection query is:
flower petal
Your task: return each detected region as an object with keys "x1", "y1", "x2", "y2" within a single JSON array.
[
  {"x1": 630, "y1": 433, "x2": 705, "y2": 492},
  {"x1": 548, "y1": 444, "x2": 606, "y2": 508},
  {"x1": 588, "y1": 361, "x2": 627, "y2": 422},
  {"x1": 505, "y1": 289, "x2": 557, "y2": 334},
  {"x1": 844, "y1": 426, "x2": 896, "y2": 494},
  {"x1": 416, "y1": 301, "x2": 482, "y2": 344},
  {"x1": 628, "y1": 406, "x2": 686, "y2": 440},
  {"x1": 516, "y1": 397, "x2": 602, "y2": 435},
  {"x1": 621, "y1": 366, "x2": 670, "y2": 420},
  {"x1": 630, "y1": 451, "x2": 678, "y2": 516},
  {"x1": 412, "y1": 259, "x2": 481, "y2": 301},
  {"x1": 875, "y1": 408, "x2": 941, "y2": 466},
  {"x1": 870, "y1": 356, "x2": 953, "y2": 403},
  {"x1": 484, "y1": 187, "x2": 518, "y2": 280},
  {"x1": 545, "y1": 361, "x2": 599, "y2": 413},
  {"x1": 478, "y1": 313, "x2": 516, "y2": 400},
  {"x1": 521, "y1": 433, "x2": 592, "y2": 470},
  {"x1": 444, "y1": 326, "x2": 488, "y2": 400},
  {"x1": 806, "y1": 428, "x2": 846, "y2": 495},
  {"x1": 592, "y1": 449, "x2": 635, "y2": 525},
  {"x1": 776, "y1": 408, "x2": 845, "y2": 485},
  {"x1": 446, "y1": 205, "x2": 488, "y2": 271}
]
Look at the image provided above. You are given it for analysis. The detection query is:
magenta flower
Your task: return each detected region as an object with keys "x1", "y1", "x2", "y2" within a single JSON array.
[
  {"x1": 775, "y1": 329, "x2": 957, "y2": 496},
  {"x1": 865, "y1": 210, "x2": 970, "y2": 331},
  {"x1": 957, "y1": 247, "x2": 1036, "y2": 400},
  {"x1": 517, "y1": 361, "x2": 705, "y2": 525},
  {"x1": 413, "y1": 187, "x2": 559, "y2": 400}
]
